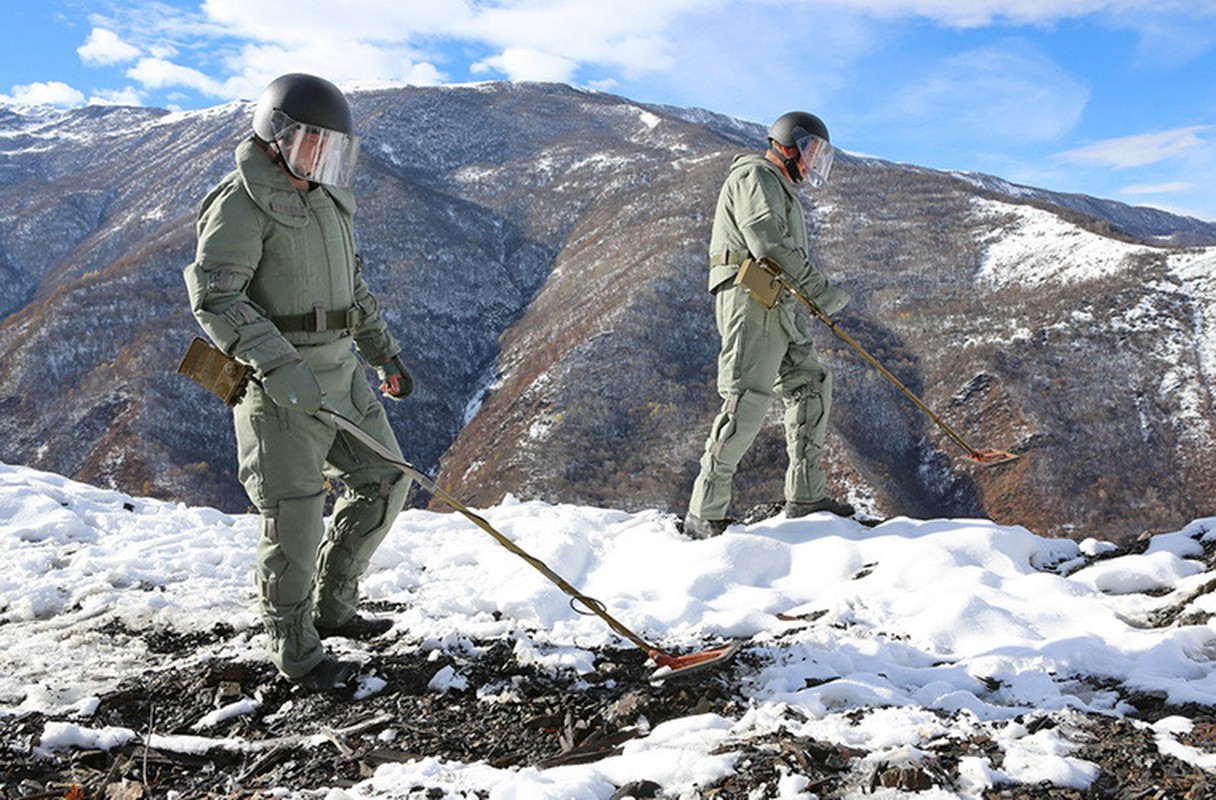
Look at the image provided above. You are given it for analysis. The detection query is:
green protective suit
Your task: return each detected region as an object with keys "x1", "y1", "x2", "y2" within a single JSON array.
[
  {"x1": 688, "y1": 153, "x2": 847, "y2": 521},
  {"x1": 184, "y1": 138, "x2": 411, "y2": 678}
]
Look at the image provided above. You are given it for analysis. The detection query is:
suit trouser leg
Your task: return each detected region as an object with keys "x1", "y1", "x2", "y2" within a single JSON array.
[
  {"x1": 314, "y1": 400, "x2": 412, "y2": 628},
  {"x1": 256, "y1": 493, "x2": 327, "y2": 677},
  {"x1": 775, "y1": 304, "x2": 833, "y2": 504},
  {"x1": 688, "y1": 389, "x2": 773, "y2": 519},
  {"x1": 236, "y1": 394, "x2": 336, "y2": 678},
  {"x1": 687, "y1": 286, "x2": 787, "y2": 520},
  {"x1": 778, "y1": 358, "x2": 832, "y2": 504}
]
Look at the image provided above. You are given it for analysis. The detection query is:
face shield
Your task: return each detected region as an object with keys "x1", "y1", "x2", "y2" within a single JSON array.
[
  {"x1": 270, "y1": 110, "x2": 360, "y2": 188},
  {"x1": 794, "y1": 132, "x2": 834, "y2": 188}
]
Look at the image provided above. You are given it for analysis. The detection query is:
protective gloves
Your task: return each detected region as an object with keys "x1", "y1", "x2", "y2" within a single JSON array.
[
  {"x1": 261, "y1": 360, "x2": 323, "y2": 414},
  {"x1": 377, "y1": 354, "x2": 413, "y2": 400},
  {"x1": 812, "y1": 283, "x2": 851, "y2": 317}
]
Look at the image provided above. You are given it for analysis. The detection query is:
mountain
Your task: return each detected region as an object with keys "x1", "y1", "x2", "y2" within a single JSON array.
[{"x1": 0, "y1": 82, "x2": 1214, "y2": 542}]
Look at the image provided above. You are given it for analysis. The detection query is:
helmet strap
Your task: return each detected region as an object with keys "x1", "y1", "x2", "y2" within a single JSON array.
[
  {"x1": 770, "y1": 141, "x2": 803, "y2": 183},
  {"x1": 266, "y1": 141, "x2": 286, "y2": 167},
  {"x1": 266, "y1": 141, "x2": 316, "y2": 190}
]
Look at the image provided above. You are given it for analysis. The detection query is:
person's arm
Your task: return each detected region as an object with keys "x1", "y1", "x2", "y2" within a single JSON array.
[
  {"x1": 734, "y1": 168, "x2": 849, "y2": 314},
  {"x1": 184, "y1": 181, "x2": 321, "y2": 411},
  {"x1": 350, "y1": 254, "x2": 411, "y2": 399}
]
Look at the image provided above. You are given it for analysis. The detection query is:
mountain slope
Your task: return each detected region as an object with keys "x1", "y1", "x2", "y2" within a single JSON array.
[{"x1": 0, "y1": 82, "x2": 1214, "y2": 541}]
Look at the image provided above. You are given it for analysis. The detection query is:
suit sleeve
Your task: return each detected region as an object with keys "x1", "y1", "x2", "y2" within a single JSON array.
[
  {"x1": 183, "y1": 181, "x2": 300, "y2": 375},
  {"x1": 350, "y1": 254, "x2": 402, "y2": 367},
  {"x1": 731, "y1": 166, "x2": 842, "y2": 305}
]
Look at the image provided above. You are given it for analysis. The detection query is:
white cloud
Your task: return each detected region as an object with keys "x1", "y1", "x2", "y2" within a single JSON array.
[
  {"x1": 194, "y1": 0, "x2": 691, "y2": 89},
  {"x1": 87, "y1": 87, "x2": 147, "y2": 107},
  {"x1": 95, "y1": 0, "x2": 696, "y2": 102},
  {"x1": 77, "y1": 28, "x2": 142, "y2": 66},
  {"x1": 472, "y1": 47, "x2": 579, "y2": 83},
  {"x1": 892, "y1": 42, "x2": 1090, "y2": 143},
  {"x1": 1055, "y1": 126, "x2": 1211, "y2": 168},
  {"x1": 819, "y1": 0, "x2": 1208, "y2": 29},
  {"x1": 220, "y1": 39, "x2": 448, "y2": 102},
  {"x1": 126, "y1": 58, "x2": 230, "y2": 98},
  {"x1": 200, "y1": 0, "x2": 473, "y2": 43},
  {"x1": 1121, "y1": 181, "x2": 1193, "y2": 195},
  {"x1": 2, "y1": 81, "x2": 86, "y2": 107},
  {"x1": 464, "y1": 1, "x2": 695, "y2": 74}
]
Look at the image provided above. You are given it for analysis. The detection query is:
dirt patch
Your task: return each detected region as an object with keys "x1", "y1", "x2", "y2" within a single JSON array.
[
  {"x1": 6, "y1": 532, "x2": 1216, "y2": 799},
  {"x1": 3, "y1": 628, "x2": 746, "y2": 798},
  {"x1": 3, "y1": 626, "x2": 1215, "y2": 799}
]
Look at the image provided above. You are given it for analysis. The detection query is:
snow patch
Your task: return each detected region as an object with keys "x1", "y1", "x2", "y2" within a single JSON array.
[
  {"x1": 4, "y1": 462, "x2": 1216, "y2": 797},
  {"x1": 973, "y1": 197, "x2": 1153, "y2": 289}
]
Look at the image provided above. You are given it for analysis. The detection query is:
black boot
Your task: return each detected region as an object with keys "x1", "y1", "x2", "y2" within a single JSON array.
[
  {"x1": 291, "y1": 657, "x2": 359, "y2": 692},
  {"x1": 785, "y1": 497, "x2": 856, "y2": 519},
  {"x1": 682, "y1": 513, "x2": 730, "y2": 540},
  {"x1": 316, "y1": 614, "x2": 393, "y2": 640}
]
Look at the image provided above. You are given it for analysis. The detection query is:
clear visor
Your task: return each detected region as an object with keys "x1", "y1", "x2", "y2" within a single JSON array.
[
  {"x1": 794, "y1": 132, "x2": 834, "y2": 188},
  {"x1": 271, "y1": 110, "x2": 360, "y2": 188}
]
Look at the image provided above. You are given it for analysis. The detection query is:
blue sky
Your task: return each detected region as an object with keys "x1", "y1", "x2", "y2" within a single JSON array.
[{"x1": 2, "y1": 0, "x2": 1215, "y2": 222}]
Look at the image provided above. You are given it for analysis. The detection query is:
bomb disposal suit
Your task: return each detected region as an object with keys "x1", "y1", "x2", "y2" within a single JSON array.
[
  {"x1": 687, "y1": 111, "x2": 850, "y2": 530},
  {"x1": 184, "y1": 74, "x2": 411, "y2": 680}
]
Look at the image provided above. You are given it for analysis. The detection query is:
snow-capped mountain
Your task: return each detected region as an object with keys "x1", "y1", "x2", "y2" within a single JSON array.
[{"x1": 0, "y1": 82, "x2": 1214, "y2": 542}]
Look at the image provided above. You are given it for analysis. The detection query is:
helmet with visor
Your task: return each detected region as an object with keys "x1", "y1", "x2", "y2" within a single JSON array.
[
  {"x1": 252, "y1": 73, "x2": 360, "y2": 189},
  {"x1": 767, "y1": 111, "x2": 834, "y2": 188}
]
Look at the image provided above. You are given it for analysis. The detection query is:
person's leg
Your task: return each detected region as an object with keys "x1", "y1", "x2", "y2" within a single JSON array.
[
  {"x1": 687, "y1": 287, "x2": 787, "y2": 521},
  {"x1": 776, "y1": 335, "x2": 853, "y2": 517},
  {"x1": 235, "y1": 392, "x2": 336, "y2": 678},
  {"x1": 314, "y1": 383, "x2": 411, "y2": 629},
  {"x1": 778, "y1": 353, "x2": 832, "y2": 505}
]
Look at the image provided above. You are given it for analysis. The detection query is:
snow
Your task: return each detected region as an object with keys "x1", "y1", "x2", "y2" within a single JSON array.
[
  {"x1": 3, "y1": 461, "x2": 1216, "y2": 798},
  {"x1": 1167, "y1": 249, "x2": 1216, "y2": 386},
  {"x1": 971, "y1": 199, "x2": 1216, "y2": 442},
  {"x1": 973, "y1": 197, "x2": 1153, "y2": 289}
]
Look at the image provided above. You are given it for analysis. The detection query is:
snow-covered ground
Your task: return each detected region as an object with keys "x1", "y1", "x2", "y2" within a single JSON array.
[{"x1": 2, "y1": 461, "x2": 1215, "y2": 798}]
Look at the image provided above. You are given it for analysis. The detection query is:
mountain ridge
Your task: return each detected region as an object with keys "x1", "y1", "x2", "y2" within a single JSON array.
[{"x1": 0, "y1": 81, "x2": 1213, "y2": 542}]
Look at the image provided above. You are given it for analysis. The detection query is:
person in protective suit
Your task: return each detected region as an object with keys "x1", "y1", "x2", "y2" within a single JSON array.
[
  {"x1": 684, "y1": 111, "x2": 855, "y2": 540},
  {"x1": 185, "y1": 73, "x2": 413, "y2": 690}
]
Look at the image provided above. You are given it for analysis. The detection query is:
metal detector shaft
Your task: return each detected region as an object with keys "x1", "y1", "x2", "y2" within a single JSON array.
[
  {"x1": 314, "y1": 405, "x2": 667, "y2": 657},
  {"x1": 779, "y1": 278, "x2": 1017, "y2": 465}
]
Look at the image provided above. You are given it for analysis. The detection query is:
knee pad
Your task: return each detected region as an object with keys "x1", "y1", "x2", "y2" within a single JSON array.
[
  {"x1": 788, "y1": 366, "x2": 832, "y2": 403},
  {"x1": 259, "y1": 492, "x2": 326, "y2": 606},
  {"x1": 329, "y1": 471, "x2": 411, "y2": 549},
  {"x1": 708, "y1": 388, "x2": 771, "y2": 459}
]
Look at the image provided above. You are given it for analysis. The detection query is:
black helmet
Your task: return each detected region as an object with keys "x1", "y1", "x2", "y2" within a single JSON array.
[
  {"x1": 767, "y1": 111, "x2": 834, "y2": 187},
  {"x1": 251, "y1": 74, "x2": 360, "y2": 188},
  {"x1": 252, "y1": 73, "x2": 354, "y2": 141},
  {"x1": 767, "y1": 111, "x2": 830, "y2": 147}
]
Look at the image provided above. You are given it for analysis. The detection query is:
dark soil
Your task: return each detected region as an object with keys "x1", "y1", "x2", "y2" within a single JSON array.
[
  {"x1": 3, "y1": 625, "x2": 1214, "y2": 800},
  {"x1": 4, "y1": 528, "x2": 1216, "y2": 799}
]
